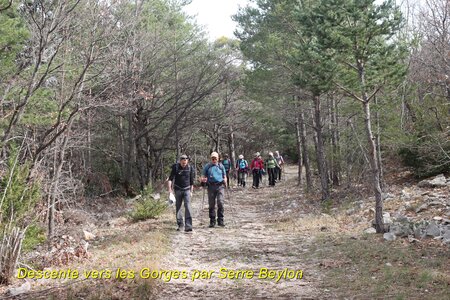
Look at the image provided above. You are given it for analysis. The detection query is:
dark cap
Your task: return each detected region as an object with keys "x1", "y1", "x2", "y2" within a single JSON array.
[{"x1": 180, "y1": 154, "x2": 188, "y2": 160}]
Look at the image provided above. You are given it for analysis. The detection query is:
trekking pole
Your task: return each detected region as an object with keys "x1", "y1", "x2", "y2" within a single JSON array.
[{"x1": 197, "y1": 186, "x2": 206, "y2": 225}]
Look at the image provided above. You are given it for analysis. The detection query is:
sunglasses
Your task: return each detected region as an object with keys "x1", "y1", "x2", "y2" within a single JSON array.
[{"x1": 211, "y1": 157, "x2": 218, "y2": 161}]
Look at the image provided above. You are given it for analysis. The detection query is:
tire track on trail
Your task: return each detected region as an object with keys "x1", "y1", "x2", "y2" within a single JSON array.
[{"x1": 155, "y1": 167, "x2": 320, "y2": 299}]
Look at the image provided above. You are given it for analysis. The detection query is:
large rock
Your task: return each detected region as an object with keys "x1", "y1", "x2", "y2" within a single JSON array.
[
  {"x1": 364, "y1": 227, "x2": 377, "y2": 234},
  {"x1": 371, "y1": 212, "x2": 393, "y2": 229},
  {"x1": 429, "y1": 174, "x2": 448, "y2": 187},
  {"x1": 382, "y1": 193, "x2": 395, "y2": 200},
  {"x1": 383, "y1": 232, "x2": 396, "y2": 241},
  {"x1": 414, "y1": 227, "x2": 426, "y2": 239},
  {"x1": 418, "y1": 174, "x2": 448, "y2": 188},
  {"x1": 390, "y1": 223, "x2": 413, "y2": 238},
  {"x1": 428, "y1": 200, "x2": 445, "y2": 207},
  {"x1": 413, "y1": 221, "x2": 428, "y2": 239},
  {"x1": 416, "y1": 203, "x2": 429, "y2": 213},
  {"x1": 8, "y1": 281, "x2": 31, "y2": 296},
  {"x1": 425, "y1": 222, "x2": 441, "y2": 238},
  {"x1": 394, "y1": 215, "x2": 409, "y2": 223},
  {"x1": 383, "y1": 212, "x2": 392, "y2": 225},
  {"x1": 401, "y1": 188, "x2": 412, "y2": 200},
  {"x1": 443, "y1": 231, "x2": 450, "y2": 245},
  {"x1": 83, "y1": 230, "x2": 96, "y2": 241},
  {"x1": 151, "y1": 193, "x2": 161, "y2": 200}
]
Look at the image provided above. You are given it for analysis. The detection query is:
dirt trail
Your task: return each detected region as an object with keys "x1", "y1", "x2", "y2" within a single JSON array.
[{"x1": 155, "y1": 167, "x2": 320, "y2": 299}]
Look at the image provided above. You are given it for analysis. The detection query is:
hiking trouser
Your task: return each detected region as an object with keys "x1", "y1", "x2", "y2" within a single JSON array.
[
  {"x1": 207, "y1": 184, "x2": 225, "y2": 223},
  {"x1": 275, "y1": 166, "x2": 282, "y2": 180},
  {"x1": 268, "y1": 167, "x2": 276, "y2": 186},
  {"x1": 238, "y1": 171, "x2": 246, "y2": 187},
  {"x1": 252, "y1": 169, "x2": 260, "y2": 188},
  {"x1": 225, "y1": 171, "x2": 230, "y2": 188},
  {"x1": 175, "y1": 189, "x2": 192, "y2": 230}
]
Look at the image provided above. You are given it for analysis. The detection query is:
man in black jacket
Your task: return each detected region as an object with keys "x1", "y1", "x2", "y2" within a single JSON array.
[{"x1": 168, "y1": 154, "x2": 195, "y2": 232}]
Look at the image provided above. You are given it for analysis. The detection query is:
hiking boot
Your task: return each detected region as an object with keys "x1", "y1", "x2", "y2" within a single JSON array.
[
  {"x1": 218, "y1": 221, "x2": 225, "y2": 227},
  {"x1": 185, "y1": 228, "x2": 193, "y2": 232},
  {"x1": 177, "y1": 225, "x2": 184, "y2": 231},
  {"x1": 209, "y1": 220, "x2": 215, "y2": 228}
]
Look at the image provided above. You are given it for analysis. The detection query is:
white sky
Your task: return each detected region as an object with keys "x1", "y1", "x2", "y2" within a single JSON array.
[
  {"x1": 183, "y1": 0, "x2": 251, "y2": 40},
  {"x1": 182, "y1": 0, "x2": 418, "y2": 40}
]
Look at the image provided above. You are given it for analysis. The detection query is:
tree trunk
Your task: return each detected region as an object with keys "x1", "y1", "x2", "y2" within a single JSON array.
[
  {"x1": 119, "y1": 116, "x2": 125, "y2": 177},
  {"x1": 299, "y1": 110, "x2": 312, "y2": 191},
  {"x1": 293, "y1": 95, "x2": 303, "y2": 186},
  {"x1": 345, "y1": 119, "x2": 352, "y2": 188},
  {"x1": 48, "y1": 121, "x2": 72, "y2": 245},
  {"x1": 135, "y1": 108, "x2": 148, "y2": 190},
  {"x1": 295, "y1": 118, "x2": 303, "y2": 186},
  {"x1": 86, "y1": 110, "x2": 92, "y2": 171},
  {"x1": 363, "y1": 100, "x2": 384, "y2": 233},
  {"x1": 374, "y1": 95, "x2": 383, "y2": 188},
  {"x1": 313, "y1": 95, "x2": 330, "y2": 201},
  {"x1": 331, "y1": 94, "x2": 341, "y2": 186},
  {"x1": 123, "y1": 110, "x2": 135, "y2": 196},
  {"x1": 135, "y1": 136, "x2": 147, "y2": 190},
  {"x1": 358, "y1": 62, "x2": 384, "y2": 233},
  {"x1": 213, "y1": 124, "x2": 220, "y2": 153},
  {"x1": 327, "y1": 95, "x2": 334, "y2": 185},
  {"x1": 228, "y1": 126, "x2": 236, "y2": 171}
]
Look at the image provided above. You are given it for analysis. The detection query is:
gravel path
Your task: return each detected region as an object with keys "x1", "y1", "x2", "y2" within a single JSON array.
[{"x1": 155, "y1": 167, "x2": 320, "y2": 299}]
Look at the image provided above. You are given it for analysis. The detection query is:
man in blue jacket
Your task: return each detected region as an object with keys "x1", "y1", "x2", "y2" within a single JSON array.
[{"x1": 201, "y1": 152, "x2": 227, "y2": 228}]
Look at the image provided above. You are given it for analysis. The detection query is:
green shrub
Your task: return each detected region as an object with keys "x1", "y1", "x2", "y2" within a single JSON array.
[
  {"x1": 398, "y1": 146, "x2": 421, "y2": 169},
  {"x1": 0, "y1": 146, "x2": 41, "y2": 226},
  {"x1": 129, "y1": 187, "x2": 167, "y2": 222},
  {"x1": 398, "y1": 132, "x2": 450, "y2": 178},
  {"x1": 22, "y1": 223, "x2": 46, "y2": 252}
]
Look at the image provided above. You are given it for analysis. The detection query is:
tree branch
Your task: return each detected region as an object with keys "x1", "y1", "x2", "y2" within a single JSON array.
[{"x1": 333, "y1": 81, "x2": 364, "y2": 102}]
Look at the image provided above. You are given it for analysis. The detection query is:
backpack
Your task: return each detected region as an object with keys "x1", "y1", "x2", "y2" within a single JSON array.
[
  {"x1": 175, "y1": 163, "x2": 191, "y2": 174},
  {"x1": 239, "y1": 159, "x2": 247, "y2": 169},
  {"x1": 222, "y1": 159, "x2": 231, "y2": 171},
  {"x1": 172, "y1": 163, "x2": 193, "y2": 190},
  {"x1": 205, "y1": 163, "x2": 225, "y2": 178}
]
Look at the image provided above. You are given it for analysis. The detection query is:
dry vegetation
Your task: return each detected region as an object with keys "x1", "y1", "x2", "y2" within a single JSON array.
[{"x1": 1, "y1": 166, "x2": 449, "y2": 299}]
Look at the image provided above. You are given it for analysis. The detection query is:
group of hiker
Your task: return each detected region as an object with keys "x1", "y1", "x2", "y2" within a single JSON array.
[
  {"x1": 235, "y1": 151, "x2": 285, "y2": 189},
  {"x1": 167, "y1": 151, "x2": 285, "y2": 232}
]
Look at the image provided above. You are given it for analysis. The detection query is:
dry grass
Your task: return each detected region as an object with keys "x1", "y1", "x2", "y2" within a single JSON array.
[
  {"x1": 5, "y1": 210, "x2": 174, "y2": 299},
  {"x1": 306, "y1": 234, "x2": 450, "y2": 299},
  {"x1": 267, "y1": 166, "x2": 450, "y2": 299}
]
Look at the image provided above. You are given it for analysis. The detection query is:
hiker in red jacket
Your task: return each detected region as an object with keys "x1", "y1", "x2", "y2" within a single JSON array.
[{"x1": 250, "y1": 152, "x2": 264, "y2": 189}]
